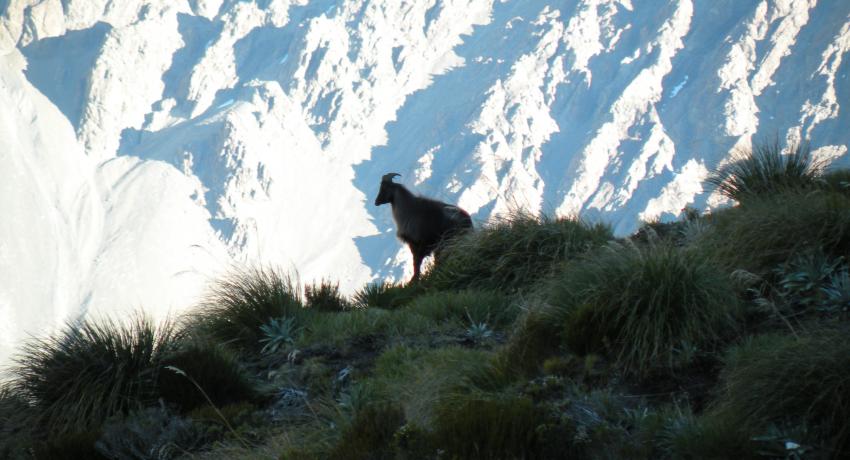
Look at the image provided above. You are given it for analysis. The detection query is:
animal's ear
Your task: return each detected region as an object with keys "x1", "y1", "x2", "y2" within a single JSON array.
[{"x1": 382, "y1": 172, "x2": 401, "y2": 183}]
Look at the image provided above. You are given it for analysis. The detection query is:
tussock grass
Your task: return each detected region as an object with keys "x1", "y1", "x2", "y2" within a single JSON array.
[
  {"x1": 697, "y1": 190, "x2": 850, "y2": 276},
  {"x1": 424, "y1": 212, "x2": 612, "y2": 292},
  {"x1": 714, "y1": 328, "x2": 850, "y2": 456},
  {"x1": 329, "y1": 403, "x2": 405, "y2": 460},
  {"x1": 158, "y1": 341, "x2": 260, "y2": 413},
  {"x1": 706, "y1": 141, "x2": 822, "y2": 203},
  {"x1": 551, "y1": 242, "x2": 741, "y2": 377},
  {"x1": 11, "y1": 315, "x2": 179, "y2": 435},
  {"x1": 633, "y1": 207, "x2": 708, "y2": 247},
  {"x1": 432, "y1": 393, "x2": 546, "y2": 459},
  {"x1": 305, "y1": 279, "x2": 351, "y2": 312},
  {"x1": 819, "y1": 168, "x2": 850, "y2": 193},
  {"x1": 351, "y1": 281, "x2": 423, "y2": 309},
  {"x1": 500, "y1": 302, "x2": 563, "y2": 375},
  {"x1": 183, "y1": 266, "x2": 306, "y2": 352},
  {"x1": 648, "y1": 407, "x2": 757, "y2": 459},
  {"x1": 0, "y1": 384, "x2": 34, "y2": 459}
]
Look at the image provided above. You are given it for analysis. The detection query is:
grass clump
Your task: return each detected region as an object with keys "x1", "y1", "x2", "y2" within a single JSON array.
[
  {"x1": 183, "y1": 266, "x2": 306, "y2": 353},
  {"x1": 499, "y1": 303, "x2": 564, "y2": 376},
  {"x1": 424, "y1": 212, "x2": 612, "y2": 292},
  {"x1": 714, "y1": 329, "x2": 850, "y2": 456},
  {"x1": 329, "y1": 403, "x2": 405, "y2": 460},
  {"x1": 551, "y1": 242, "x2": 741, "y2": 377},
  {"x1": 351, "y1": 281, "x2": 423, "y2": 309},
  {"x1": 697, "y1": 190, "x2": 850, "y2": 276},
  {"x1": 638, "y1": 407, "x2": 758, "y2": 459},
  {"x1": 157, "y1": 341, "x2": 260, "y2": 413},
  {"x1": 0, "y1": 385, "x2": 32, "y2": 460},
  {"x1": 819, "y1": 168, "x2": 850, "y2": 193},
  {"x1": 305, "y1": 279, "x2": 351, "y2": 312},
  {"x1": 706, "y1": 140, "x2": 822, "y2": 203},
  {"x1": 432, "y1": 393, "x2": 546, "y2": 459},
  {"x1": 11, "y1": 315, "x2": 178, "y2": 435}
]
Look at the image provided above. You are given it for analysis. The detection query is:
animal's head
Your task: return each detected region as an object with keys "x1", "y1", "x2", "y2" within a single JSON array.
[{"x1": 374, "y1": 172, "x2": 401, "y2": 206}]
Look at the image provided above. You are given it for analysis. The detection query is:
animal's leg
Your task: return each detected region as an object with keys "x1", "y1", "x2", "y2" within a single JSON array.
[
  {"x1": 410, "y1": 245, "x2": 425, "y2": 283},
  {"x1": 433, "y1": 246, "x2": 444, "y2": 266}
]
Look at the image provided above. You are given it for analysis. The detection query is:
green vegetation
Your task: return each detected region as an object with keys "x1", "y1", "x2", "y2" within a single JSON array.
[
  {"x1": 158, "y1": 341, "x2": 260, "y2": 413},
  {"x1": 423, "y1": 212, "x2": 612, "y2": 292},
  {"x1": 10, "y1": 315, "x2": 178, "y2": 435},
  {"x1": 182, "y1": 266, "x2": 306, "y2": 353},
  {"x1": 706, "y1": 141, "x2": 822, "y2": 202},
  {"x1": 329, "y1": 402, "x2": 405, "y2": 459},
  {"x1": 432, "y1": 394, "x2": 546, "y2": 459},
  {"x1": 305, "y1": 279, "x2": 351, "y2": 312},
  {"x1": 714, "y1": 329, "x2": 850, "y2": 455},
  {"x1": 351, "y1": 280, "x2": 423, "y2": 310},
  {"x1": 405, "y1": 289, "x2": 518, "y2": 329},
  {"x1": 1, "y1": 141, "x2": 848, "y2": 458},
  {"x1": 696, "y1": 190, "x2": 850, "y2": 277},
  {"x1": 552, "y1": 241, "x2": 741, "y2": 377}
]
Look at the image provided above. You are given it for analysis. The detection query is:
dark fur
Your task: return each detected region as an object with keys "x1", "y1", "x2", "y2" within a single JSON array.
[{"x1": 375, "y1": 173, "x2": 473, "y2": 282}]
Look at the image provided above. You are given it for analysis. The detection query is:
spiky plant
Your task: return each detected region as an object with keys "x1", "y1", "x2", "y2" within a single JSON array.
[
  {"x1": 821, "y1": 270, "x2": 850, "y2": 313},
  {"x1": 183, "y1": 266, "x2": 305, "y2": 352},
  {"x1": 259, "y1": 316, "x2": 301, "y2": 355},
  {"x1": 774, "y1": 251, "x2": 845, "y2": 311},
  {"x1": 706, "y1": 140, "x2": 823, "y2": 203},
  {"x1": 464, "y1": 317, "x2": 494, "y2": 345}
]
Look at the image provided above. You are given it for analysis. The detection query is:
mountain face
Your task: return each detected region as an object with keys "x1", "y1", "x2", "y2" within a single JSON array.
[{"x1": 0, "y1": 0, "x2": 848, "y2": 363}]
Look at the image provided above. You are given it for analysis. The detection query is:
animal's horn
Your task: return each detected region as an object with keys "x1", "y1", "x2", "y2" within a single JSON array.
[{"x1": 382, "y1": 172, "x2": 401, "y2": 183}]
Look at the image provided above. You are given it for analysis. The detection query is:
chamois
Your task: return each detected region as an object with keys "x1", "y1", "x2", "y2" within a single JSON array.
[{"x1": 374, "y1": 173, "x2": 473, "y2": 282}]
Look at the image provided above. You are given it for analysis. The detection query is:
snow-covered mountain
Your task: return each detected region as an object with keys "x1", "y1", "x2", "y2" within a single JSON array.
[{"x1": 0, "y1": 0, "x2": 848, "y2": 364}]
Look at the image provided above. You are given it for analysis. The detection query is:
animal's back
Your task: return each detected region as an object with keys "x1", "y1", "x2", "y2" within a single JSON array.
[{"x1": 393, "y1": 196, "x2": 469, "y2": 246}]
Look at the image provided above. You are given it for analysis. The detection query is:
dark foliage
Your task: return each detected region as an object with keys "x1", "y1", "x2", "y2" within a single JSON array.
[
  {"x1": 157, "y1": 341, "x2": 260, "y2": 413},
  {"x1": 183, "y1": 266, "x2": 304, "y2": 352},
  {"x1": 11, "y1": 315, "x2": 178, "y2": 435},
  {"x1": 706, "y1": 141, "x2": 822, "y2": 202},
  {"x1": 424, "y1": 212, "x2": 612, "y2": 292},
  {"x1": 305, "y1": 279, "x2": 351, "y2": 312}
]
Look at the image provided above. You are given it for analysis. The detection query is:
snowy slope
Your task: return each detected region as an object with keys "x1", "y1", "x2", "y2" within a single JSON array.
[{"x1": 0, "y1": 0, "x2": 848, "y2": 364}]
